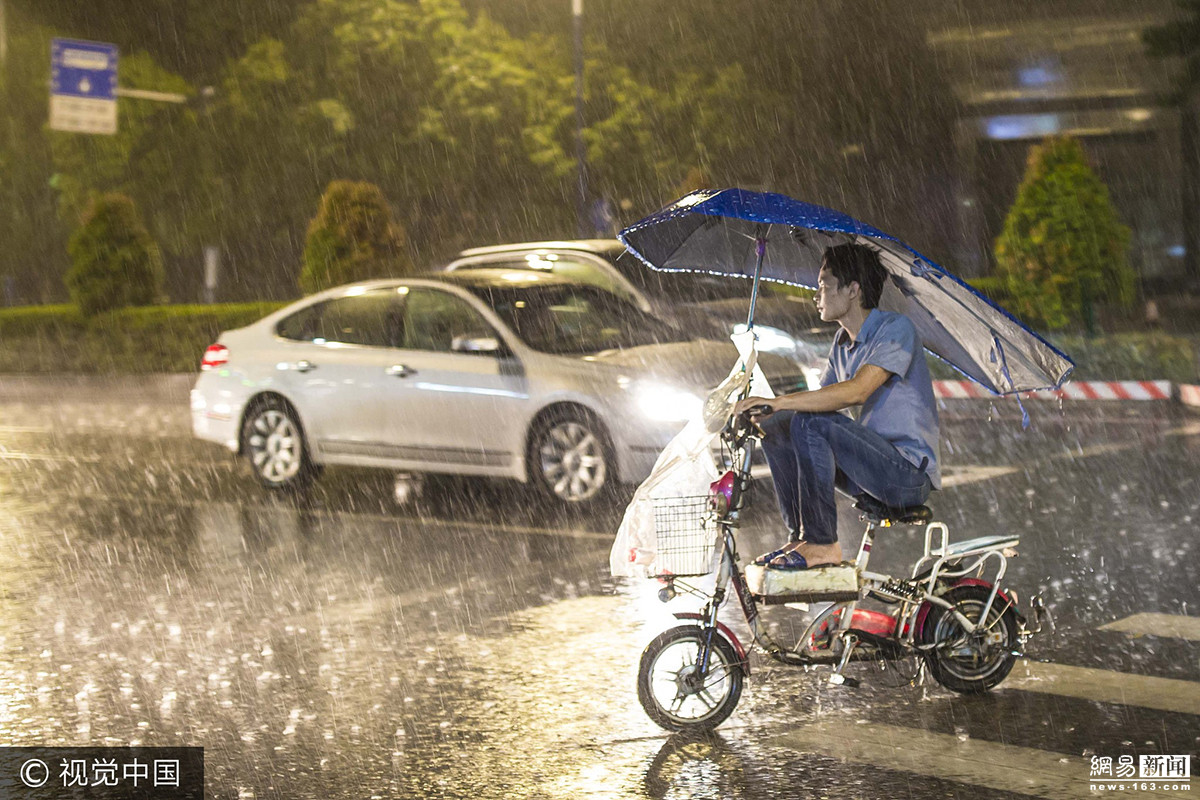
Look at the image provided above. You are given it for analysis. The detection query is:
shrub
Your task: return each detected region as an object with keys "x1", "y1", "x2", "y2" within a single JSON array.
[
  {"x1": 0, "y1": 302, "x2": 285, "y2": 373},
  {"x1": 925, "y1": 332, "x2": 1197, "y2": 384},
  {"x1": 1048, "y1": 332, "x2": 1198, "y2": 384},
  {"x1": 298, "y1": 180, "x2": 413, "y2": 294},
  {"x1": 65, "y1": 193, "x2": 166, "y2": 316},
  {"x1": 966, "y1": 276, "x2": 1012, "y2": 306},
  {"x1": 994, "y1": 136, "x2": 1134, "y2": 331}
]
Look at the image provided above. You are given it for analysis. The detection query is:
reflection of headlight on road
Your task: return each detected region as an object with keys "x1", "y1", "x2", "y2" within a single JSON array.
[
  {"x1": 634, "y1": 382, "x2": 702, "y2": 422},
  {"x1": 732, "y1": 323, "x2": 796, "y2": 354}
]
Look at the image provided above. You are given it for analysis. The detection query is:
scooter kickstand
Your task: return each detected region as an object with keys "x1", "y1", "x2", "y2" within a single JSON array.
[{"x1": 828, "y1": 633, "x2": 861, "y2": 688}]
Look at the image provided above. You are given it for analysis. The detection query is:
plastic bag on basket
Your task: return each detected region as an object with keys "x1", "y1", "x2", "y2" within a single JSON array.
[{"x1": 610, "y1": 331, "x2": 774, "y2": 578}]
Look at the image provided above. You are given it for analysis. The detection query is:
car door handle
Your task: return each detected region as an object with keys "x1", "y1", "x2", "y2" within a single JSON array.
[
  {"x1": 386, "y1": 364, "x2": 417, "y2": 378},
  {"x1": 294, "y1": 360, "x2": 317, "y2": 373}
]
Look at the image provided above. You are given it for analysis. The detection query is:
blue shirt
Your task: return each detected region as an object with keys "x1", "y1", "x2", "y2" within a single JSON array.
[{"x1": 820, "y1": 309, "x2": 941, "y2": 489}]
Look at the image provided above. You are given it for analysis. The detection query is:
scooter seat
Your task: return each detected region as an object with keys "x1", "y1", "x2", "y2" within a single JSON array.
[{"x1": 853, "y1": 494, "x2": 932, "y2": 526}]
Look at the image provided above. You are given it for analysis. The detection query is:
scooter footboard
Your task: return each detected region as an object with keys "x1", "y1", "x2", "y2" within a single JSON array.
[{"x1": 744, "y1": 563, "x2": 859, "y2": 604}]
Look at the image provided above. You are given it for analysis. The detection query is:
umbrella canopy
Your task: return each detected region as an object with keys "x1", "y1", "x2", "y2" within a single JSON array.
[{"x1": 618, "y1": 188, "x2": 1074, "y2": 396}]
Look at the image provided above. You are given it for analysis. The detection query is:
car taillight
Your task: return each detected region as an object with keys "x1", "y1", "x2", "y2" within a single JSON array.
[{"x1": 201, "y1": 343, "x2": 229, "y2": 371}]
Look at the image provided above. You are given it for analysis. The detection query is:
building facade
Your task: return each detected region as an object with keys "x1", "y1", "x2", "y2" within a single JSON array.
[{"x1": 928, "y1": 4, "x2": 1184, "y2": 287}]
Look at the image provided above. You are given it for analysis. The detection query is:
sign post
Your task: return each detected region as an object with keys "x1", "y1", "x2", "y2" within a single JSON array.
[
  {"x1": 203, "y1": 246, "x2": 219, "y2": 304},
  {"x1": 49, "y1": 38, "x2": 117, "y2": 135}
]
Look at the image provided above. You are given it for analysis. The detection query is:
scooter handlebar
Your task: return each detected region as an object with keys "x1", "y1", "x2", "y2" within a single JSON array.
[{"x1": 726, "y1": 404, "x2": 773, "y2": 444}]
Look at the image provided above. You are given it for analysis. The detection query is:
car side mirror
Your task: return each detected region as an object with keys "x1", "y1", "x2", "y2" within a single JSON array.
[{"x1": 451, "y1": 335, "x2": 501, "y2": 355}]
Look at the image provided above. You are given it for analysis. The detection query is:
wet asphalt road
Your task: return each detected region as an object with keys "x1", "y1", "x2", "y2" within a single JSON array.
[{"x1": 0, "y1": 375, "x2": 1197, "y2": 799}]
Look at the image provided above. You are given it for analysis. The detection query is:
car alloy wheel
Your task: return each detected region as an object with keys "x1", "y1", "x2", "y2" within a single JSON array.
[
  {"x1": 536, "y1": 418, "x2": 609, "y2": 503},
  {"x1": 241, "y1": 400, "x2": 314, "y2": 490}
]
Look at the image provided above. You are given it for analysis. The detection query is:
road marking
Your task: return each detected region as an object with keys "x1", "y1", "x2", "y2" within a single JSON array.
[
  {"x1": 940, "y1": 464, "x2": 1020, "y2": 488},
  {"x1": 768, "y1": 719, "x2": 1167, "y2": 798},
  {"x1": 1002, "y1": 659, "x2": 1200, "y2": 716},
  {"x1": 1099, "y1": 612, "x2": 1200, "y2": 642},
  {"x1": 0, "y1": 451, "x2": 103, "y2": 463}
]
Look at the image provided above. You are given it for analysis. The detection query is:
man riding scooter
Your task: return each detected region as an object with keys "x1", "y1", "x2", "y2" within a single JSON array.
[{"x1": 734, "y1": 242, "x2": 941, "y2": 571}]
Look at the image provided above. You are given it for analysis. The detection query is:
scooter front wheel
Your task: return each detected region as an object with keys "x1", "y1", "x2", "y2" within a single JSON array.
[{"x1": 637, "y1": 625, "x2": 744, "y2": 732}]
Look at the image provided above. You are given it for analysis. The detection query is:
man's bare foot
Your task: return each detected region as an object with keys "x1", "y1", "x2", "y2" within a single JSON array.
[{"x1": 770, "y1": 541, "x2": 843, "y2": 568}]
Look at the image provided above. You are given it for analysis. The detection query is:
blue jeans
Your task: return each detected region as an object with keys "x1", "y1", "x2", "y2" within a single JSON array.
[{"x1": 759, "y1": 411, "x2": 932, "y2": 545}]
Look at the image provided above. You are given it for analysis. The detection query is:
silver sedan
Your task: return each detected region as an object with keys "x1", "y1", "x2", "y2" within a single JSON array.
[{"x1": 191, "y1": 269, "x2": 805, "y2": 507}]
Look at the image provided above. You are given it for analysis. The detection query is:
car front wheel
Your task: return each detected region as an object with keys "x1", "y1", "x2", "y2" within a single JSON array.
[
  {"x1": 241, "y1": 397, "x2": 316, "y2": 491},
  {"x1": 528, "y1": 409, "x2": 613, "y2": 507}
]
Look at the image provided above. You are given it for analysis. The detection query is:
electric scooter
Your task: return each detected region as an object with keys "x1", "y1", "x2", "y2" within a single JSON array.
[{"x1": 636, "y1": 408, "x2": 1052, "y2": 732}]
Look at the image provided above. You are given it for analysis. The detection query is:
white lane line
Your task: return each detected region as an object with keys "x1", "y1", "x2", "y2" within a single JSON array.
[
  {"x1": 1099, "y1": 612, "x2": 1200, "y2": 642},
  {"x1": 768, "y1": 720, "x2": 1160, "y2": 798},
  {"x1": 0, "y1": 451, "x2": 103, "y2": 463},
  {"x1": 1002, "y1": 659, "x2": 1200, "y2": 716},
  {"x1": 940, "y1": 464, "x2": 1020, "y2": 488}
]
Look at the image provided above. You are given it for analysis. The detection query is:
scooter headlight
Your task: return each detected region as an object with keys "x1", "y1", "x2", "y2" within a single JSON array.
[{"x1": 709, "y1": 470, "x2": 736, "y2": 514}]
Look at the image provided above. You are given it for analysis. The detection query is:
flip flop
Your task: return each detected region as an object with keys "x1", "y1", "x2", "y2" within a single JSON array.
[
  {"x1": 752, "y1": 547, "x2": 791, "y2": 566},
  {"x1": 768, "y1": 550, "x2": 809, "y2": 570}
]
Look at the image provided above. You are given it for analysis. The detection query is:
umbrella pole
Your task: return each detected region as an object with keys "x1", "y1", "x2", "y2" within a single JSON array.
[{"x1": 746, "y1": 235, "x2": 767, "y2": 331}]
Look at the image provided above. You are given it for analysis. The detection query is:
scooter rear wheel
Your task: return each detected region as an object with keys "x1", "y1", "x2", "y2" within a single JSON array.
[
  {"x1": 920, "y1": 584, "x2": 1018, "y2": 693},
  {"x1": 637, "y1": 625, "x2": 744, "y2": 732}
]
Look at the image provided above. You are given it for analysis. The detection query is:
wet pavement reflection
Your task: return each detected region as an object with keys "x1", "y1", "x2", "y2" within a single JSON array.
[{"x1": 0, "y1": 378, "x2": 1197, "y2": 798}]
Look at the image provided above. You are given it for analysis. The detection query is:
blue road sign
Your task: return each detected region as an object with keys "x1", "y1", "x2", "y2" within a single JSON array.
[{"x1": 50, "y1": 38, "x2": 119, "y2": 134}]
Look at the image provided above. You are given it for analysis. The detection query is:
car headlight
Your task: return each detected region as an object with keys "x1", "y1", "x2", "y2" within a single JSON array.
[
  {"x1": 803, "y1": 367, "x2": 824, "y2": 391},
  {"x1": 633, "y1": 382, "x2": 703, "y2": 423},
  {"x1": 731, "y1": 323, "x2": 797, "y2": 355}
]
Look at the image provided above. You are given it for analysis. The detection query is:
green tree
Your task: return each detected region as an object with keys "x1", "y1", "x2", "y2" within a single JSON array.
[
  {"x1": 218, "y1": 0, "x2": 753, "y2": 278},
  {"x1": 0, "y1": 15, "x2": 69, "y2": 304},
  {"x1": 994, "y1": 137, "x2": 1134, "y2": 332},
  {"x1": 48, "y1": 52, "x2": 195, "y2": 226},
  {"x1": 66, "y1": 193, "x2": 166, "y2": 315},
  {"x1": 299, "y1": 180, "x2": 411, "y2": 294}
]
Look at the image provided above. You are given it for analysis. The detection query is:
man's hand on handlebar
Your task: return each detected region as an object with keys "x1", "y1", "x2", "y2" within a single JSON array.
[
  {"x1": 726, "y1": 396, "x2": 777, "y2": 443},
  {"x1": 733, "y1": 396, "x2": 777, "y2": 420}
]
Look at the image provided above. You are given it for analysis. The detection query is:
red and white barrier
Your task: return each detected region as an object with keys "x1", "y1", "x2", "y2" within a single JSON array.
[
  {"x1": 1181, "y1": 384, "x2": 1200, "y2": 408},
  {"x1": 933, "y1": 380, "x2": 1174, "y2": 401},
  {"x1": 933, "y1": 380, "x2": 990, "y2": 399}
]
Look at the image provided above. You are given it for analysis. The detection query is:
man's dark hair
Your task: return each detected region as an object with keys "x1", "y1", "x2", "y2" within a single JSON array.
[{"x1": 822, "y1": 243, "x2": 886, "y2": 309}]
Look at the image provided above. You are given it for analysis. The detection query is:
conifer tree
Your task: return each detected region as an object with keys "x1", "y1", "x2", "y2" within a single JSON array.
[
  {"x1": 994, "y1": 136, "x2": 1134, "y2": 331},
  {"x1": 65, "y1": 193, "x2": 165, "y2": 315},
  {"x1": 299, "y1": 180, "x2": 411, "y2": 294}
]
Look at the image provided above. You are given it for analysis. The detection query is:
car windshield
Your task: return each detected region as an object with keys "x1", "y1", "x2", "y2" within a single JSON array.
[
  {"x1": 608, "y1": 251, "x2": 753, "y2": 304},
  {"x1": 472, "y1": 283, "x2": 691, "y2": 355}
]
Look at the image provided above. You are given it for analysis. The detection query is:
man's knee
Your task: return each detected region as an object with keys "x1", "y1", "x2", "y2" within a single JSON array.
[
  {"x1": 788, "y1": 411, "x2": 838, "y2": 441},
  {"x1": 759, "y1": 409, "x2": 794, "y2": 441}
]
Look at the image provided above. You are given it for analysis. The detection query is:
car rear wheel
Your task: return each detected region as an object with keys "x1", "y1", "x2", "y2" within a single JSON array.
[
  {"x1": 241, "y1": 397, "x2": 316, "y2": 491},
  {"x1": 528, "y1": 409, "x2": 613, "y2": 507}
]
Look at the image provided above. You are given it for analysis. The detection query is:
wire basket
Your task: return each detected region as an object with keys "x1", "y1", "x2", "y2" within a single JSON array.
[{"x1": 650, "y1": 495, "x2": 718, "y2": 578}]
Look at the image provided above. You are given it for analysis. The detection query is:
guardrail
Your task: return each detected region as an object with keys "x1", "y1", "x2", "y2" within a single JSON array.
[{"x1": 933, "y1": 380, "x2": 1200, "y2": 408}]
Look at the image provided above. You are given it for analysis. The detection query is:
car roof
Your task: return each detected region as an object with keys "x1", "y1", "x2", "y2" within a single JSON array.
[
  {"x1": 414, "y1": 269, "x2": 580, "y2": 289},
  {"x1": 455, "y1": 239, "x2": 626, "y2": 259}
]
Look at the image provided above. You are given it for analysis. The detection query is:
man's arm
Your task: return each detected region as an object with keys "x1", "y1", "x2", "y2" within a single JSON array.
[{"x1": 735, "y1": 363, "x2": 892, "y2": 416}]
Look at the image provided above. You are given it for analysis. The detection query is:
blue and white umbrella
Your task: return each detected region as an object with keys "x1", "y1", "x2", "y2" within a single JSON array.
[{"x1": 619, "y1": 188, "x2": 1074, "y2": 396}]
